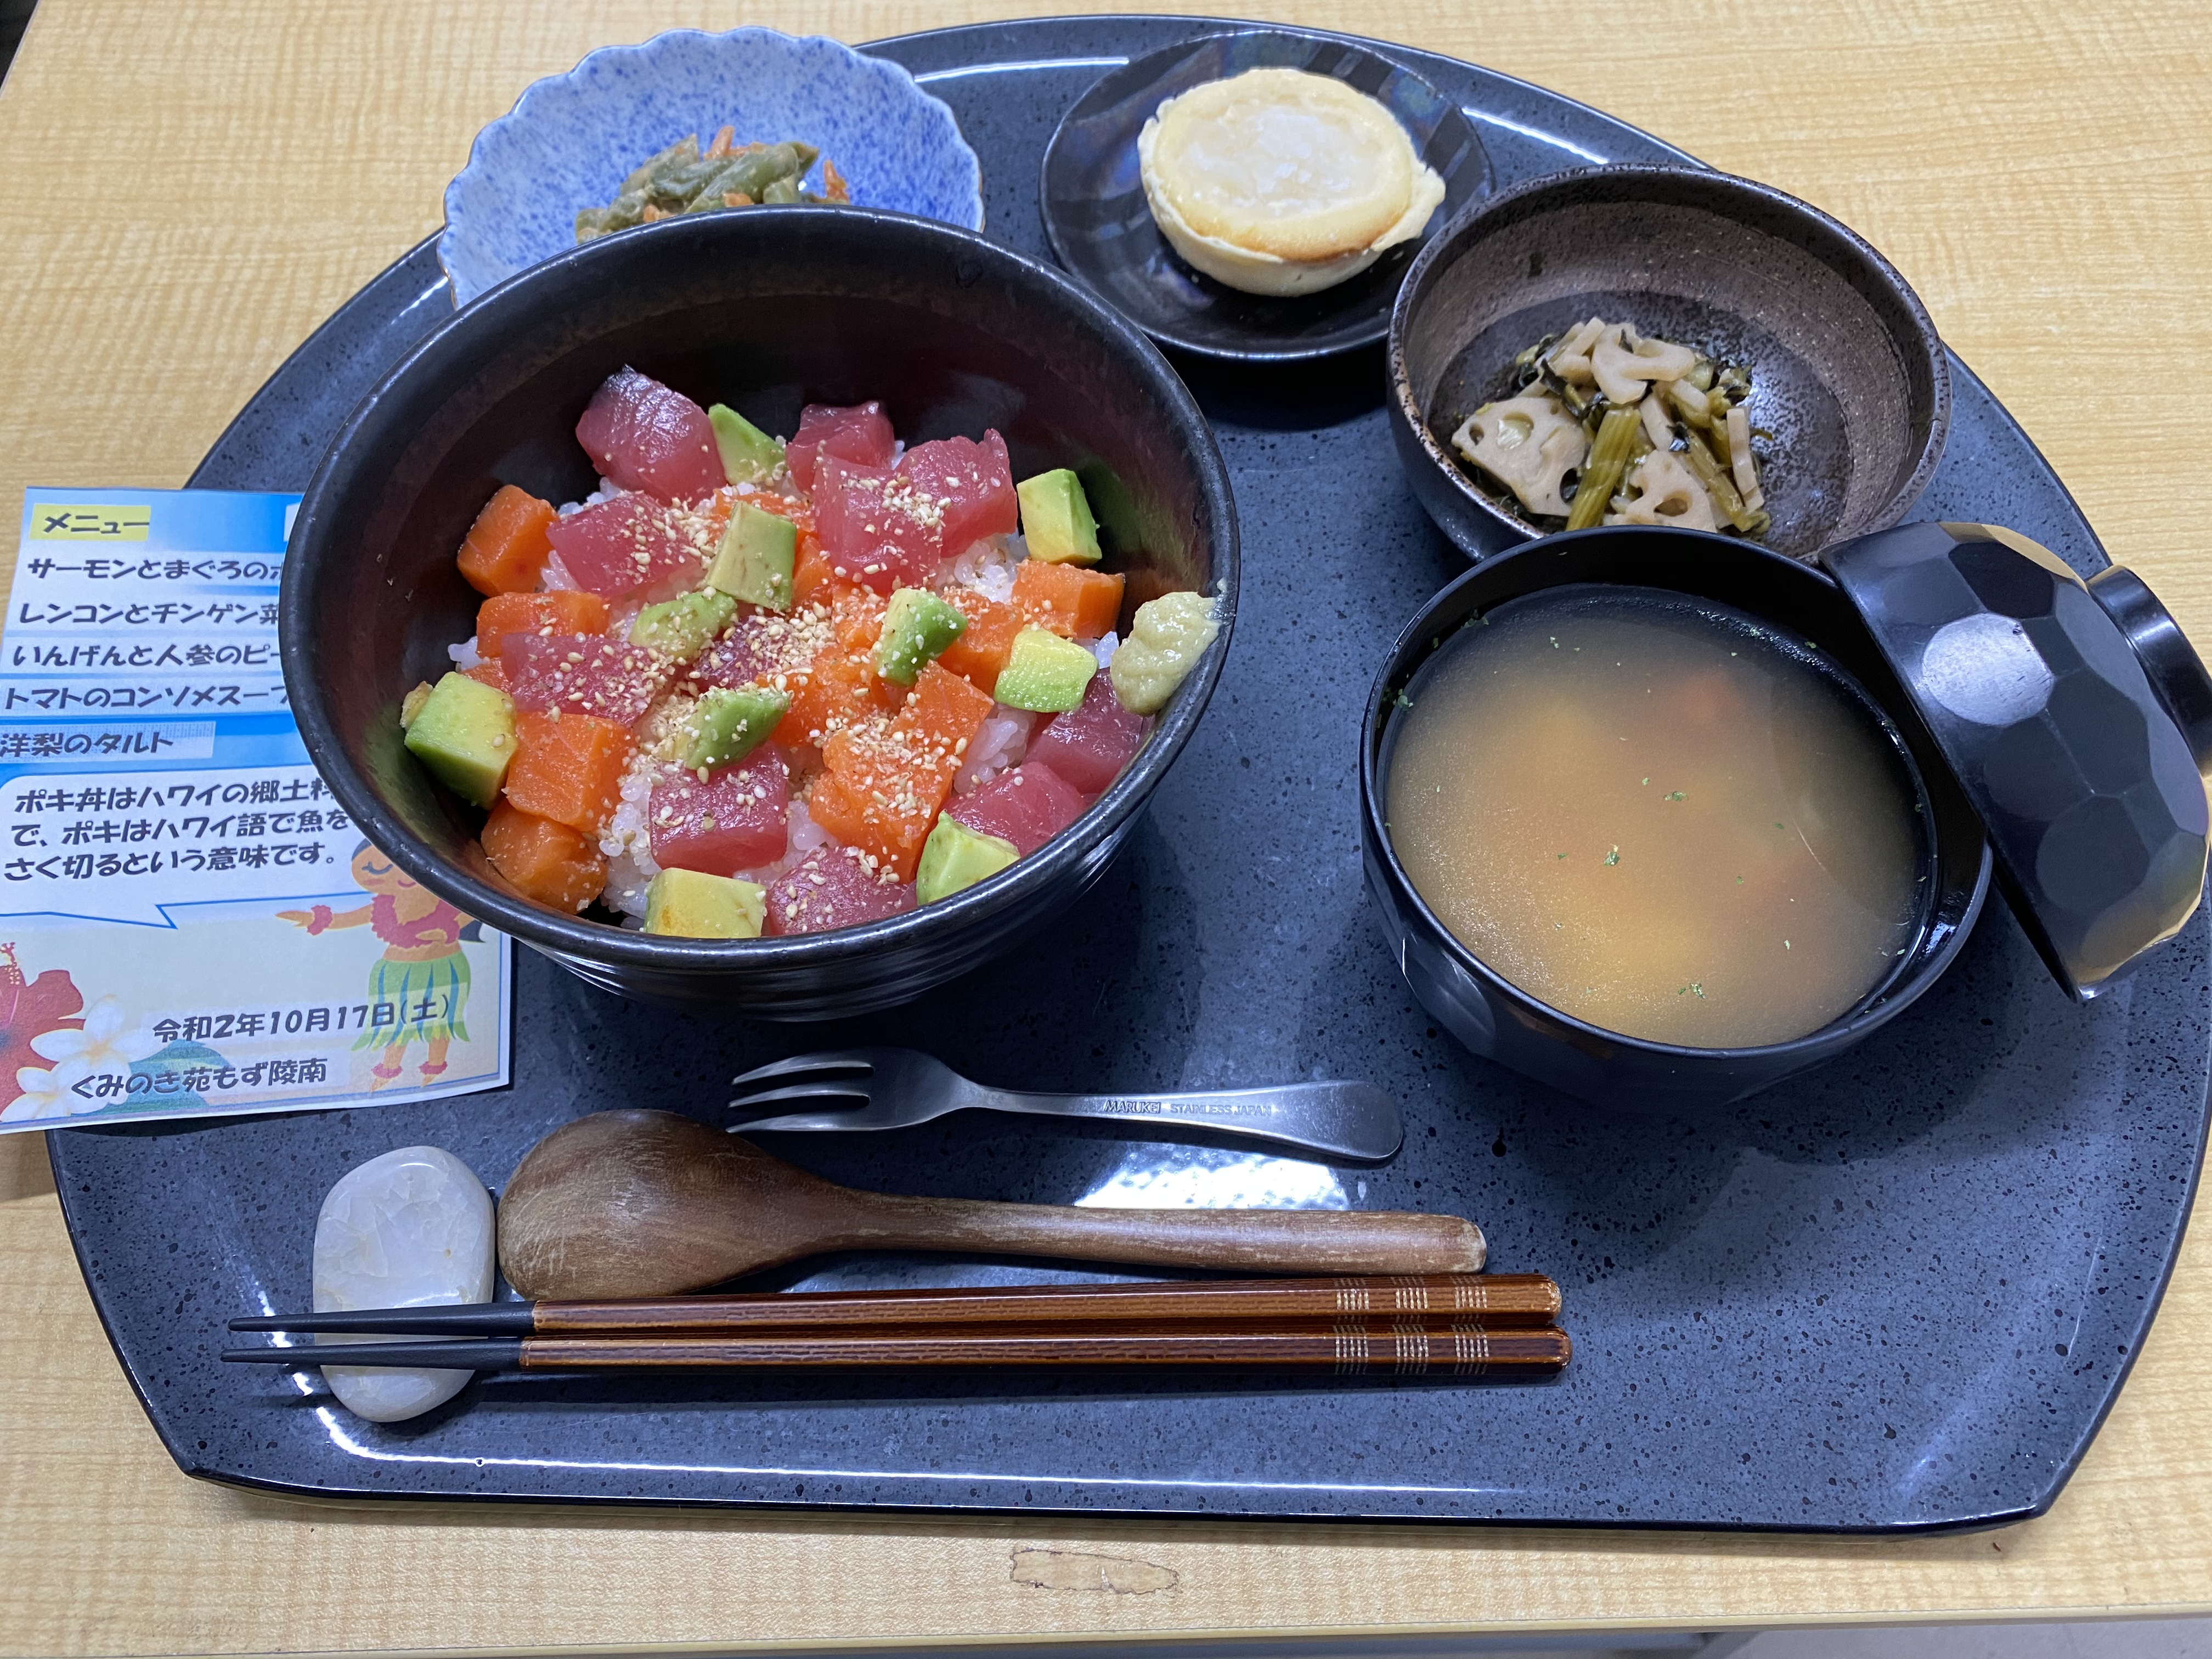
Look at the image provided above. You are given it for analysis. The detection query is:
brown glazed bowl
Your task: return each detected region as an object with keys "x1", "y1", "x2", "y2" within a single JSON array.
[
  {"x1": 281, "y1": 208, "x2": 1237, "y2": 1018},
  {"x1": 1386, "y1": 164, "x2": 1950, "y2": 562}
]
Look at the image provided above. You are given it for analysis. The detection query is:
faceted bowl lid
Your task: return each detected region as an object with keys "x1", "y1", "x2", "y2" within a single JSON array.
[{"x1": 1825, "y1": 522, "x2": 2211, "y2": 998}]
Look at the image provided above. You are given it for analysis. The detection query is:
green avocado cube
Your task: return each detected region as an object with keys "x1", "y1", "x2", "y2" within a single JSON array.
[
  {"x1": 630, "y1": 588, "x2": 736, "y2": 662},
  {"x1": 644, "y1": 867, "x2": 766, "y2": 939},
  {"x1": 916, "y1": 816, "x2": 1020, "y2": 904},
  {"x1": 709, "y1": 403, "x2": 784, "y2": 486},
  {"x1": 1016, "y1": 468, "x2": 1102, "y2": 566},
  {"x1": 992, "y1": 626, "x2": 1098, "y2": 713},
  {"x1": 709, "y1": 501, "x2": 798, "y2": 611},
  {"x1": 402, "y1": 672, "x2": 516, "y2": 808},
  {"x1": 872, "y1": 588, "x2": 969, "y2": 686},
  {"x1": 684, "y1": 685, "x2": 791, "y2": 772}
]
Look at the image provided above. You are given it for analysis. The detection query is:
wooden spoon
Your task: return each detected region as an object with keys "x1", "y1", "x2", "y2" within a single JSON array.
[{"x1": 498, "y1": 1111, "x2": 1486, "y2": 1300}]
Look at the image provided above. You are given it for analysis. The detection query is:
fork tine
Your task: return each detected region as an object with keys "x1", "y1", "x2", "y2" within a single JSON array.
[
  {"x1": 729, "y1": 1050, "x2": 876, "y2": 1087},
  {"x1": 725, "y1": 1082, "x2": 872, "y2": 1114}
]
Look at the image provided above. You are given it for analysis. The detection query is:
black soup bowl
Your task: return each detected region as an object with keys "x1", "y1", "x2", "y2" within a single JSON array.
[
  {"x1": 283, "y1": 209, "x2": 1238, "y2": 1017},
  {"x1": 1359, "y1": 526, "x2": 1993, "y2": 1114}
]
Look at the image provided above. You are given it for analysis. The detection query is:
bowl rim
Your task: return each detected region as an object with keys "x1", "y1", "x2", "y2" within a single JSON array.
[
  {"x1": 1384, "y1": 161, "x2": 1954, "y2": 561},
  {"x1": 1357, "y1": 522, "x2": 1992, "y2": 1063},
  {"x1": 284, "y1": 207, "x2": 1239, "y2": 972},
  {"x1": 437, "y1": 24, "x2": 985, "y2": 307}
]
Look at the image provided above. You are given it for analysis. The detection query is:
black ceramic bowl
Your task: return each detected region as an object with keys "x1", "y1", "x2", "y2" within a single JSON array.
[
  {"x1": 1387, "y1": 165, "x2": 1951, "y2": 563},
  {"x1": 282, "y1": 208, "x2": 1237, "y2": 1018},
  {"x1": 1359, "y1": 526, "x2": 1993, "y2": 1114}
]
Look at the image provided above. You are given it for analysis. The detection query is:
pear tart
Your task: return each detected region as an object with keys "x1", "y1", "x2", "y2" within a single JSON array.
[{"x1": 1138, "y1": 68, "x2": 1446, "y2": 297}]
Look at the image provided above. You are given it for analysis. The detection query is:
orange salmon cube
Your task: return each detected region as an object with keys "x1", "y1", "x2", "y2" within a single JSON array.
[
  {"x1": 462, "y1": 658, "x2": 509, "y2": 694},
  {"x1": 504, "y1": 710, "x2": 632, "y2": 836},
  {"x1": 481, "y1": 800, "x2": 607, "y2": 912},
  {"x1": 773, "y1": 650, "x2": 891, "y2": 749},
  {"x1": 832, "y1": 586, "x2": 888, "y2": 655},
  {"x1": 1013, "y1": 561, "x2": 1125, "y2": 639},
  {"x1": 475, "y1": 590, "x2": 612, "y2": 657},
  {"x1": 791, "y1": 534, "x2": 840, "y2": 606},
  {"x1": 935, "y1": 589, "x2": 1024, "y2": 690},
  {"x1": 811, "y1": 664, "x2": 994, "y2": 881},
  {"x1": 456, "y1": 484, "x2": 558, "y2": 596}
]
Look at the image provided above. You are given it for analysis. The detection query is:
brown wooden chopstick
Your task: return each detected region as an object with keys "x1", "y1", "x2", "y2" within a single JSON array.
[
  {"x1": 226, "y1": 1321, "x2": 1572, "y2": 1376},
  {"x1": 230, "y1": 1273, "x2": 1562, "y2": 1338}
]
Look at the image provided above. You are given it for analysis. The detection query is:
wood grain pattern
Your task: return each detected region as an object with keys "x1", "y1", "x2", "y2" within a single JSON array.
[
  {"x1": 536, "y1": 1272, "x2": 1565, "y2": 1331},
  {"x1": 495, "y1": 1113, "x2": 1486, "y2": 1298},
  {"x1": 511, "y1": 1325, "x2": 1571, "y2": 1373},
  {"x1": 1, "y1": 0, "x2": 2209, "y2": 1654}
]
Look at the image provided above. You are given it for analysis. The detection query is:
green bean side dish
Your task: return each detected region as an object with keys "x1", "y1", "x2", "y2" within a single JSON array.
[{"x1": 577, "y1": 127, "x2": 850, "y2": 241}]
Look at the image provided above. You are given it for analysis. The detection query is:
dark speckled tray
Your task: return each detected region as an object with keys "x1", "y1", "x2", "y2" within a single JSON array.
[{"x1": 50, "y1": 15, "x2": 2210, "y2": 1530}]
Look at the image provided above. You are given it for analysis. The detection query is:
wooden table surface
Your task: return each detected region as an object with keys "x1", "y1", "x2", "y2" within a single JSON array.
[{"x1": 3, "y1": 1, "x2": 2209, "y2": 1654}]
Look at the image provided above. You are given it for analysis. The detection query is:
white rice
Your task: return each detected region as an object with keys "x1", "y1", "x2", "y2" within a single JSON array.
[
  {"x1": 556, "y1": 479, "x2": 625, "y2": 518},
  {"x1": 541, "y1": 550, "x2": 581, "y2": 590},
  {"x1": 946, "y1": 534, "x2": 1024, "y2": 603},
  {"x1": 733, "y1": 800, "x2": 827, "y2": 888},
  {"x1": 787, "y1": 798, "x2": 834, "y2": 856},
  {"x1": 954, "y1": 708, "x2": 1037, "y2": 795},
  {"x1": 447, "y1": 637, "x2": 482, "y2": 670},
  {"x1": 601, "y1": 847, "x2": 656, "y2": 921},
  {"x1": 1087, "y1": 630, "x2": 1119, "y2": 669},
  {"x1": 598, "y1": 752, "x2": 667, "y2": 919}
]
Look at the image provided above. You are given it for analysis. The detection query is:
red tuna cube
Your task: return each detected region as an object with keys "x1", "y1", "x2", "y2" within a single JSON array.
[
  {"x1": 575, "y1": 366, "x2": 726, "y2": 504},
  {"x1": 763, "y1": 842, "x2": 917, "y2": 935},
  {"x1": 896, "y1": 431, "x2": 1018, "y2": 556},
  {"x1": 545, "y1": 493, "x2": 709, "y2": 600},
  {"x1": 786, "y1": 402, "x2": 896, "y2": 492},
  {"x1": 503, "y1": 633, "x2": 670, "y2": 726},
  {"x1": 1026, "y1": 673, "x2": 1147, "y2": 794},
  {"x1": 648, "y1": 749, "x2": 791, "y2": 877},
  {"x1": 689, "y1": 606, "x2": 836, "y2": 692},
  {"x1": 814, "y1": 454, "x2": 941, "y2": 593},
  {"x1": 946, "y1": 762, "x2": 1088, "y2": 855}
]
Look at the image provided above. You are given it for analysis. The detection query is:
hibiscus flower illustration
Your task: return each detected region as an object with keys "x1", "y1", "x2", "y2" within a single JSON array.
[{"x1": 0, "y1": 943, "x2": 82, "y2": 1115}]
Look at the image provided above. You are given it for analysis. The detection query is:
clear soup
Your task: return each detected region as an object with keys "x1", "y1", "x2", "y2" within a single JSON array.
[{"x1": 1384, "y1": 587, "x2": 1928, "y2": 1048}]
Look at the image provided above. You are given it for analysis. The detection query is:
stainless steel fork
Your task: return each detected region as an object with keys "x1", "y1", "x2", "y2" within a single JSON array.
[{"x1": 727, "y1": 1048, "x2": 1402, "y2": 1163}]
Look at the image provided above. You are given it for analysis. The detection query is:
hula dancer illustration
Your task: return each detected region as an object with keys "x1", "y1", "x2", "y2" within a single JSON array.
[{"x1": 279, "y1": 842, "x2": 475, "y2": 1089}]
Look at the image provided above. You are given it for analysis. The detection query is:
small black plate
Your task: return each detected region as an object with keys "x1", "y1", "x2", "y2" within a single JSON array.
[{"x1": 1040, "y1": 26, "x2": 1491, "y2": 362}]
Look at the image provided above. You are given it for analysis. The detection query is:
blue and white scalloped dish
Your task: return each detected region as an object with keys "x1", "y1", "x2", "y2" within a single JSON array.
[{"x1": 439, "y1": 28, "x2": 984, "y2": 306}]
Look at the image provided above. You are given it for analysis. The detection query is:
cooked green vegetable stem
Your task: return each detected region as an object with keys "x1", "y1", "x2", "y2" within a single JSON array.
[
  {"x1": 1566, "y1": 407, "x2": 1643, "y2": 532},
  {"x1": 1677, "y1": 431, "x2": 1767, "y2": 534},
  {"x1": 578, "y1": 134, "x2": 847, "y2": 241}
]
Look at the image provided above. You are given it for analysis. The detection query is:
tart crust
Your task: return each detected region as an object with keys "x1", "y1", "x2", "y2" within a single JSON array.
[{"x1": 1138, "y1": 67, "x2": 1446, "y2": 297}]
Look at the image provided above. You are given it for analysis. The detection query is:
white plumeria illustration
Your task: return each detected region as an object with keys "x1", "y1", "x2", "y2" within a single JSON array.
[
  {"x1": 0, "y1": 996, "x2": 149, "y2": 1121},
  {"x1": 1, "y1": 1056, "x2": 94, "y2": 1121},
  {"x1": 31, "y1": 994, "x2": 140, "y2": 1075}
]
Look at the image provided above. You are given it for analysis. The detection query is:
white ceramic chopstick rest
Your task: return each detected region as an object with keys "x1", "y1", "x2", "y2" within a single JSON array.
[{"x1": 311, "y1": 1146, "x2": 495, "y2": 1421}]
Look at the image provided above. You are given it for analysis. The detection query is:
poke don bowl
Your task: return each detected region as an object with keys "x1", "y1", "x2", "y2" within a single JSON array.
[{"x1": 281, "y1": 208, "x2": 1238, "y2": 1017}]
